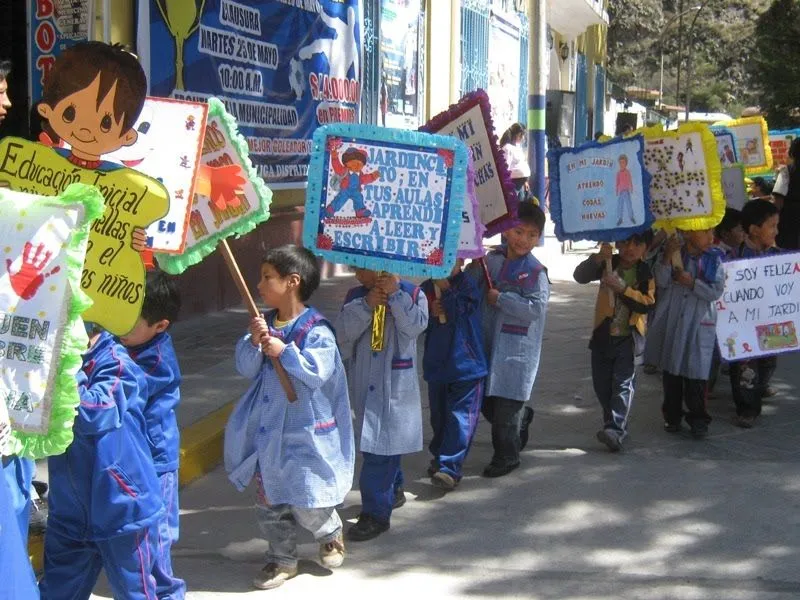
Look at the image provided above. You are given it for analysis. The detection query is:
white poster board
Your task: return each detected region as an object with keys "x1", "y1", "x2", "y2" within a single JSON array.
[
  {"x1": 716, "y1": 253, "x2": 800, "y2": 361},
  {"x1": 721, "y1": 166, "x2": 747, "y2": 210}
]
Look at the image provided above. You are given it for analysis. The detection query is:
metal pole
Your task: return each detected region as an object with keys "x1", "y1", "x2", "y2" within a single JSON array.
[
  {"x1": 659, "y1": 50, "x2": 664, "y2": 108},
  {"x1": 684, "y1": 1, "x2": 711, "y2": 122},
  {"x1": 527, "y1": 0, "x2": 546, "y2": 206},
  {"x1": 675, "y1": 0, "x2": 683, "y2": 107},
  {"x1": 102, "y1": 0, "x2": 111, "y2": 43}
]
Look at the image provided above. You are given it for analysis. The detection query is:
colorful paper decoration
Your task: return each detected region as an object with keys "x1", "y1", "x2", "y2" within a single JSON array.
[
  {"x1": 457, "y1": 156, "x2": 485, "y2": 259},
  {"x1": 0, "y1": 184, "x2": 104, "y2": 459},
  {"x1": 155, "y1": 97, "x2": 273, "y2": 275},
  {"x1": 103, "y1": 97, "x2": 208, "y2": 254},
  {"x1": 548, "y1": 136, "x2": 654, "y2": 242},
  {"x1": 712, "y1": 128, "x2": 738, "y2": 167},
  {"x1": 716, "y1": 252, "x2": 800, "y2": 361},
  {"x1": 0, "y1": 137, "x2": 169, "y2": 335},
  {"x1": 641, "y1": 123, "x2": 725, "y2": 231},
  {"x1": 303, "y1": 123, "x2": 469, "y2": 278},
  {"x1": 765, "y1": 129, "x2": 800, "y2": 174},
  {"x1": 716, "y1": 116, "x2": 773, "y2": 175},
  {"x1": 420, "y1": 89, "x2": 518, "y2": 236},
  {"x1": 721, "y1": 166, "x2": 747, "y2": 210}
]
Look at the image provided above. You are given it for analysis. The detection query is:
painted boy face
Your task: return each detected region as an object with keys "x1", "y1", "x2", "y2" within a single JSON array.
[
  {"x1": 619, "y1": 157, "x2": 627, "y2": 169},
  {"x1": 345, "y1": 158, "x2": 366, "y2": 172},
  {"x1": 38, "y1": 74, "x2": 137, "y2": 159}
]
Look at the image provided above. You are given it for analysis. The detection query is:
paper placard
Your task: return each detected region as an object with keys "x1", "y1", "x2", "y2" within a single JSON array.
[
  {"x1": 768, "y1": 129, "x2": 800, "y2": 171},
  {"x1": 717, "y1": 116, "x2": 773, "y2": 175},
  {"x1": 421, "y1": 90, "x2": 518, "y2": 236},
  {"x1": 0, "y1": 184, "x2": 104, "y2": 459},
  {"x1": 548, "y1": 136, "x2": 654, "y2": 242},
  {"x1": 303, "y1": 124, "x2": 468, "y2": 278},
  {"x1": 155, "y1": 97, "x2": 273, "y2": 275},
  {"x1": 103, "y1": 97, "x2": 208, "y2": 254},
  {"x1": 457, "y1": 156, "x2": 485, "y2": 258},
  {"x1": 722, "y1": 166, "x2": 747, "y2": 210},
  {"x1": 713, "y1": 128, "x2": 738, "y2": 167},
  {"x1": 0, "y1": 138, "x2": 169, "y2": 335},
  {"x1": 642, "y1": 123, "x2": 725, "y2": 231},
  {"x1": 716, "y1": 253, "x2": 800, "y2": 360}
]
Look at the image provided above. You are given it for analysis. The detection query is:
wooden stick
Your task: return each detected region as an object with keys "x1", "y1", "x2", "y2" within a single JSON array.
[
  {"x1": 434, "y1": 283, "x2": 446, "y2": 324},
  {"x1": 605, "y1": 257, "x2": 615, "y2": 307},
  {"x1": 479, "y1": 257, "x2": 493, "y2": 289},
  {"x1": 218, "y1": 239, "x2": 297, "y2": 402}
]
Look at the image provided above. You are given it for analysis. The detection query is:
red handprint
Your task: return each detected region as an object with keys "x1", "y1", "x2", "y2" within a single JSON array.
[
  {"x1": 6, "y1": 242, "x2": 61, "y2": 300},
  {"x1": 326, "y1": 137, "x2": 343, "y2": 153}
]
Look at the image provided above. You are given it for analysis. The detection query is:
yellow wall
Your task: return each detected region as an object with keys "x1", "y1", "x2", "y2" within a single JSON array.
[
  {"x1": 92, "y1": 0, "x2": 135, "y2": 47},
  {"x1": 425, "y1": 0, "x2": 459, "y2": 118}
]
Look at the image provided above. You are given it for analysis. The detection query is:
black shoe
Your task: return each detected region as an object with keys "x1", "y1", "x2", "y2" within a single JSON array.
[
  {"x1": 663, "y1": 422, "x2": 681, "y2": 433},
  {"x1": 32, "y1": 480, "x2": 49, "y2": 500},
  {"x1": 29, "y1": 500, "x2": 47, "y2": 534},
  {"x1": 596, "y1": 429, "x2": 623, "y2": 452},
  {"x1": 519, "y1": 406, "x2": 535, "y2": 450},
  {"x1": 690, "y1": 424, "x2": 709, "y2": 439},
  {"x1": 347, "y1": 513, "x2": 389, "y2": 542},
  {"x1": 482, "y1": 462, "x2": 519, "y2": 478},
  {"x1": 426, "y1": 459, "x2": 439, "y2": 478},
  {"x1": 393, "y1": 487, "x2": 406, "y2": 509}
]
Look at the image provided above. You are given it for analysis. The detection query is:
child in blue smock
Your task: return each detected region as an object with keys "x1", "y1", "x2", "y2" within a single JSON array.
[
  {"x1": 224, "y1": 245, "x2": 354, "y2": 591},
  {"x1": 421, "y1": 258, "x2": 487, "y2": 490},
  {"x1": 118, "y1": 272, "x2": 185, "y2": 599},
  {"x1": 337, "y1": 269, "x2": 428, "y2": 541},
  {"x1": 645, "y1": 229, "x2": 724, "y2": 438},
  {"x1": 466, "y1": 202, "x2": 550, "y2": 478},
  {"x1": 728, "y1": 200, "x2": 782, "y2": 428},
  {"x1": 40, "y1": 326, "x2": 163, "y2": 600}
]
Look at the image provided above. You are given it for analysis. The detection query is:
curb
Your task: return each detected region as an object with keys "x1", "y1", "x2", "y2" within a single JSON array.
[{"x1": 29, "y1": 400, "x2": 237, "y2": 576}]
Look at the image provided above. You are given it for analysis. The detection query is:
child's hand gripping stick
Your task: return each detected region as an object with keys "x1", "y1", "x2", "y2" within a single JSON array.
[{"x1": 219, "y1": 239, "x2": 297, "y2": 402}]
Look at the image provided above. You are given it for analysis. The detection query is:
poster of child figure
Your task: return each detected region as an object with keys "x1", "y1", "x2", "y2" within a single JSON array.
[
  {"x1": 304, "y1": 124, "x2": 469, "y2": 279},
  {"x1": 712, "y1": 128, "x2": 738, "y2": 167},
  {"x1": 548, "y1": 136, "x2": 653, "y2": 242},
  {"x1": 716, "y1": 116, "x2": 773, "y2": 175},
  {"x1": 642, "y1": 123, "x2": 725, "y2": 231}
]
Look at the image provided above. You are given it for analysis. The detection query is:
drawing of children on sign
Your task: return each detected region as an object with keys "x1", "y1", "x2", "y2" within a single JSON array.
[
  {"x1": 324, "y1": 138, "x2": 381, "y2": 221},
  {"x1": 616, "y1": 154, "x2": 637, "y2": 226}
]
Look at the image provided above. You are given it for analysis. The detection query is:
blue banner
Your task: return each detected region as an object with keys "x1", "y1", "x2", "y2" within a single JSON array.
[
  {"x1": 29, "y1": 0, "x2": 92, "y2": 104},
  {"x1": 144, "y1": 0, "x2": 362, "y2": 187}
]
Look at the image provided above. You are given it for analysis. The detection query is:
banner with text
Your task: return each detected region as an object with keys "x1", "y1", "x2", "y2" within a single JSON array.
[
  {"x1": 303, "y1": 124, "x2": 468, "y2": 279},
  {"x1": 716, "y1": 252, "x2": 800, "y2": 361},
  {"x1": 28, "y1": 0, "x2": 93, "y2": 104},
  {"x1": 141, "y1": 0, "x2": 361, "y2": 187},
  {"x1": 548, "y1": 136, "x2": 653, "y2": 242}
]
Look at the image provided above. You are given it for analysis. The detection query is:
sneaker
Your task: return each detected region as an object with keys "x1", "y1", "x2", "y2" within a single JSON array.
[
  {"x1": 736, "y1": 415, "x2": 755, "y2": 429},
  {"x1": 393, "y1": 487, "x2": 406, "y2": 509},
  {"x1": 355, "y1": 208, "x2": 372, "y2": 218},
  {"x1": 596, "y1": 429, "x2": 622, "y2": 452},
  {"x1": 347, "y1": 513, "x2": 389, "y2": 542},
  {"x1": 663, "y1": 422, "x2": 681, "y2": 433},
  {"x1": 431, "y1": 471, "x2": 458, "y2": 491},
  {"x1": 764, "y1": 386, "x2": 777, "y2": 398},
  {"x1": 482, "y1": 462, "x2": 519, "y2": 478},
  {"x1": 426, "y1": 459, "x2": 439, "y2": 477},
  {"x1": 519, "y1": 406, "x2": 535, "y2": 450},
  {"x1": 319, "y1": 534, "x2": 345, "y2": 569},
  {"x1": 252, "y1": 563, "x2": 298, "y2": 590}
]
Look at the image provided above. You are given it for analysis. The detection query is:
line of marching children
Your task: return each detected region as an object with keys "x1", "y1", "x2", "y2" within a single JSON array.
[{"x1": 10, "y1": 198, "x2": 786, "y2": 597}]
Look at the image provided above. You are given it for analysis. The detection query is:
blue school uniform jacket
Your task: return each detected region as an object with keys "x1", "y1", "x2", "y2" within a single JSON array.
[
  {"x1": 466, "y1": 249, "x2": 550, "y2": 402},
  {"x1": 47, "y1": 332, "x2": 163, "y2": 540},
  {"x1": 124, "y1": 332, "x2": 181, "y2": 474},
  {"x1": 421, "y1": 273, "x2": 488, "y2": 384},
  {"x1": 644, "y1": 247, "x2": 725, "y2": 380},
  {"x1": 336, "y1": 281, "x2": 428, "y2": 456},
  {"x1": 224, "y1": 307, "x2": 354, "y2": 508}
]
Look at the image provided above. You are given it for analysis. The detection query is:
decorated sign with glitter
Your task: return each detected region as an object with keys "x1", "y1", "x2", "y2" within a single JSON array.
[
  {"x1": 421, "y1": 90, "x2": 518, "y2": 236},
  {"x1": 102, "y1": 97, "x2": 209, "y2": 254},
  {"x1": 0, "y1": 184, "x2": 104, "y2": 459},
  {"x1": 155, "y1": 98, "x2": 272, "y2": 275},
  {"x1": 548, "y1": 136, "x2": 653, "y2": 242},
  {"x1": 717, "y1": 116, "x2": 773, "y2": 175},
  {"x1": 457, "y1": 156, "x2": 485, "y2": 258},
  {"x1": 642, "y1": 123, "x2": 725, "y2": 231},
  {"x1": 712, "y1": 128, "x2": 738, "y2": 167},
  {"x1": 304, "y1": 124, "x2": 468, "y2": 278},
  {"x1": 716, "y1": 252, "x2": 800, "y2": 361}
]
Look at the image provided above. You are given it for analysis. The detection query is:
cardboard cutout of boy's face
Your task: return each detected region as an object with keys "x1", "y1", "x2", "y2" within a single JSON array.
[{"x1": 37, "y1": 74, "x2": 137, "y2": 159}]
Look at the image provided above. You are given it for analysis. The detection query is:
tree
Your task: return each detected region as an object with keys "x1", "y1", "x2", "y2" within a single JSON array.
[
  {"x1": 606, "y1": 0, "x2": 664, "y2": 88},
  {"x1": 749, "y1": 0, "x2": 800, "y2": 127}
]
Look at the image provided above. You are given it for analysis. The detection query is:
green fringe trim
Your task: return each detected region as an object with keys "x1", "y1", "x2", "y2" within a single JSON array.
[
  {"x1": 10, "y1": 183, "x2": 105, "y2": 459},
  {"x1": 155, "y1": 97, "x2": 273, "y2": 275}
]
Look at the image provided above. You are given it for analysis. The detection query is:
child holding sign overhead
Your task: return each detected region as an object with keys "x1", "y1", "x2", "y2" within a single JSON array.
[
  {"x1": 337, "y1": 268, "x2": 428, "y2": 541},
  {"x1": 467, "y1": 202, "x2": 550, "y2": 477},
  {"x1": 645, "y1": 229, "x2": 725, "y2": 438},
  {"x1": 225, "y1": 246, "x2": 354, "y2": 590},
  {"x1": 573, "y1": 232, "x2": 655, "y2": 451},
  {"x1": 728, "y1": 199, "x2": 782, "y2": 428}
]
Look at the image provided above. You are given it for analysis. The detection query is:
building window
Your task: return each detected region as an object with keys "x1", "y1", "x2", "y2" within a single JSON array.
[{"x1": 460, "y1": 0, "x2": 490, "y2": 97}]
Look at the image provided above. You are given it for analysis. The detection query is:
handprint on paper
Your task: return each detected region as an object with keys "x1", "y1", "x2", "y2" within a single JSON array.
[{"x1": 6, "y1": 242, "x2": 61, "y2": 300}]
